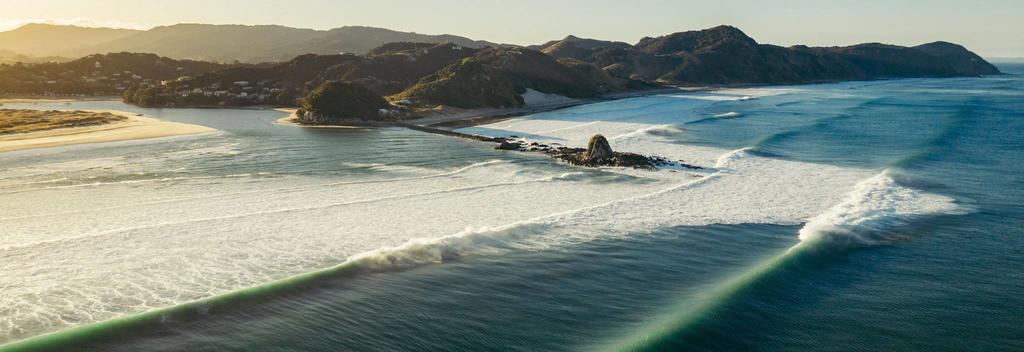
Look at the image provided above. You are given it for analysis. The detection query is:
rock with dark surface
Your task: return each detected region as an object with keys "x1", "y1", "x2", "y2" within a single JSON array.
[
  {"x1": 496, "y1": 141, "x2": 524, "y2": 151},
  {"x1": 583, "y1": 134, "x2": 614, "y2": 162},
  {"x1": 478, "y1": 132, "x2": 701, "y2": 170}
]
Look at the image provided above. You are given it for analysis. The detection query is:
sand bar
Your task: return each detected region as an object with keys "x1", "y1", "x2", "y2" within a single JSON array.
[{"x1": 0, "y1": 110, "x2": 216, "y2": 153}]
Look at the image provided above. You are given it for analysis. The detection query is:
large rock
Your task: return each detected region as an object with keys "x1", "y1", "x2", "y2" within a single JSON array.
[{"x1": 584, "y1": 134, "x2": 614, "y2": 162}]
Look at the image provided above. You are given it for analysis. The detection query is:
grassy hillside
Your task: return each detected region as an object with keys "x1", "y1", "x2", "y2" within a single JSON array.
[
  {"x1": 396, "y1": 47, "x2": 632, "y2": 108},
  {"x1": 0, "y1": 109, "x2": 126, "y2": 134}
]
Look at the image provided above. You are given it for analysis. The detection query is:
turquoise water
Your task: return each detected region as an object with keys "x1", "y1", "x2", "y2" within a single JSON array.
[{"x1": 1, "y1": 64, "x2": 1021, "y2": 351}]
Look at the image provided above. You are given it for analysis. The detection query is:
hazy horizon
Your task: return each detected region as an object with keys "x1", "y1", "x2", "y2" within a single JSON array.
[{"x1": 1, "y1": 0, "x2": 1022, "y2": 58}]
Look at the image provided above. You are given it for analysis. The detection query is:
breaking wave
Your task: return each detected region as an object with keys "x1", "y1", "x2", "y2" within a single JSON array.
[{"x1": 796, "y1": 170, "x2": 963, "y2": 246}]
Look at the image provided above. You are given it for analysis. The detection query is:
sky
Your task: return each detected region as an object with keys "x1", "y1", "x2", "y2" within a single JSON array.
[{"x1": 1, "y1": 0, "x2": 1022, "y2": 57}]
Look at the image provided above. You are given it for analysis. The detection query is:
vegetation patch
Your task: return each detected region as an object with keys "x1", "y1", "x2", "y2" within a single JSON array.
[
  {"x1": 0, "y1": 109, "x2": 127, "y2": 134},
  {"x1": 296, "y1": 81, "x2": 391, "y2": 124}
]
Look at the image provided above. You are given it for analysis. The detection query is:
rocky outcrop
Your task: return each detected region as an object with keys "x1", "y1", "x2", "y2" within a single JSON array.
[
  {"x1": 489, "y1": 134, "x2": 699, "y2": 170},
  {"x1": 583, "y1": 134, "x2": 614, "y2": 162}
]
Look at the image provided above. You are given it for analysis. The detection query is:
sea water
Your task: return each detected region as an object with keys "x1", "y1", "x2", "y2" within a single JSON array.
[{"x1": 0, "y1": 64, "x2": 1021, "y2": 351}]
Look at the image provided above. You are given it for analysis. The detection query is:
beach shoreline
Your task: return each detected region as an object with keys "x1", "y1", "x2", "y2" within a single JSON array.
[
  {"x1": 275, "y1": 86, "x2": 693, "y2": 131},
  {"x1": 0, "y1": 109, "x2": 217, "y2": 153}
]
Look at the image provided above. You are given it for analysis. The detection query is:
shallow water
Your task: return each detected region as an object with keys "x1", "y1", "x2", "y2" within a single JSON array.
[{"x1": 1, "y1": 64, "x2": 1022, "y2": 351}]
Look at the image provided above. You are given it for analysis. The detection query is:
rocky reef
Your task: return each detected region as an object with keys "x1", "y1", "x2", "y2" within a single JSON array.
[{"x1": 495, "y1": 134, "x2": 699, "y2": 170}]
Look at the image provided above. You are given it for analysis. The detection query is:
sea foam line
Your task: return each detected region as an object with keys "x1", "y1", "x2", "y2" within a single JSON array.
[
  {"x1": 0, "y1": 171, "x2": 582, "y2": 253},
  {"x1": 0, "y1": 160, "x2": 504, "y2": 221},
  {"x1": 0, "y1": 159, "x2": 503, "y2": 196}
]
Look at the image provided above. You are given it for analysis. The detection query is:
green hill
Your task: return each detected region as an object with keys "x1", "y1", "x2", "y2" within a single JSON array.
[
  {"x1": 297, "y1": 81, "x2": 391, "y2": 124},
  {"x1": 396, "y1": 47, "x2": 633, "y2": 108}
]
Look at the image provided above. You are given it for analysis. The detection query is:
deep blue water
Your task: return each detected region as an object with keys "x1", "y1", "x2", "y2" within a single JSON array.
[{"x1": 1, "y1": 64, "x2": 1022, "y2": 351}]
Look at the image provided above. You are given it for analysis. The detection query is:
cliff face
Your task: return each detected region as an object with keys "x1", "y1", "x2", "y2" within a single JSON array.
[{"x1": 546, "y1": 25, "x2": 1000, "y2": 85}]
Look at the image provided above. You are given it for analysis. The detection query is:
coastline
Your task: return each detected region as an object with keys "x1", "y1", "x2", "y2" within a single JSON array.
[
  {"x1": 0, "y1": 110, "x2": 217, "y2": 153},
  {"x1": 272, "y1": 109, "x2": 369, "y2": 129},
  {"x1": 407, "y1": 86, "x2": 690, "y2": 129}
]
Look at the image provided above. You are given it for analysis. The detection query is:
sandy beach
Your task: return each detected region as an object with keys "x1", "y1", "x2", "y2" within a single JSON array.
[
  {"x1": 0, "y1": 110, "x2": 217, "y2": 153},
  {"x1": 273, "y1": 108, "x2": 374, "y2": 129}
]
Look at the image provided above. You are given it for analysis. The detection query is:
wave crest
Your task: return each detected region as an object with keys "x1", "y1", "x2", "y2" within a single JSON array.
[
  {"x1": 797, "y1": 170, "x2": 962, "y2": 246},
  {"x1": 347, "y1": 223, "x2": 551, "y2": 271}
]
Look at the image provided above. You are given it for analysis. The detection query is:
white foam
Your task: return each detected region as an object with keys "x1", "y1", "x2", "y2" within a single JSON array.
[
  {"x1": 797, "y1": 170, "x2": 962, "y2": 245},
  {"x1": 713, "y1": 112, "x2": 743, "y2": 119}
]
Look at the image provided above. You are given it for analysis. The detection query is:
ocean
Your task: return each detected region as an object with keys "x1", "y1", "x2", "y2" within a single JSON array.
[{"x1": 0, "y1": 63, "x2": 1021, "y2": 351}]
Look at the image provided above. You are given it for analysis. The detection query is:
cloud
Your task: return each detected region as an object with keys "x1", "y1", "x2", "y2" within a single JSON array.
[{"x1": 0, "y1": 18, "x2": 150, "y2": 31}]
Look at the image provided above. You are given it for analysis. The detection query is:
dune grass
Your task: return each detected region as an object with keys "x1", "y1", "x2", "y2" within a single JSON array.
[{"x1": 0, "y1": 109, "x2": 127, "y2": 135}]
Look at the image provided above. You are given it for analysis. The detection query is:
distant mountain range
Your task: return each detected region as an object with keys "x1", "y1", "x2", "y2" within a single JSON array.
[
  {"x1": 0, "y1": 23, "x2": 507, "y2": 63},
  {"x1": 0, "y1": 24, "x2": 139, "y2": 58}
]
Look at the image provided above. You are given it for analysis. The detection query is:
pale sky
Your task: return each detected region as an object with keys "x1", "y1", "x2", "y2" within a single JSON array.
[{"x1": 1, "y1": 0, "x2": 1022, "y2": 57}]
